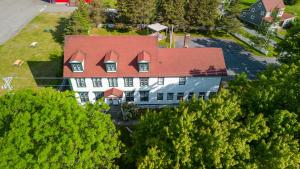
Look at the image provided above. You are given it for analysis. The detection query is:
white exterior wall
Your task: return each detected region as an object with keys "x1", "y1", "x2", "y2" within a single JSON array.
[{"x1": 70, "y1": 77, "x2": 222, "y2": 105}]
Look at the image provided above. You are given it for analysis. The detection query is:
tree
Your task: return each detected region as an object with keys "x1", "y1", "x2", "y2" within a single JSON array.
[
  {"x1": 89, "y1": 0, "x2": 106, "y2": 26},
  {"x1": 276, "y1": 19, "x2": 300, "y2": 64},
  {"x1": 117, "y1": 0, "x2": 156, "y2": 25},
  {"x1": 65, "y1": 0, "x2": 91, "y2": 35},
  {"x1": 218, "y1": 0, "x2": 242, "y2": 32},
  {"x1": 185, "y1": 0, "x2": 220, "y2": 29},
  {"x1": 127, "y1": 89, "x2": 300, "y2": 168},
  {"x1": 157, "y1": 0, "x2": 186, "y2": 29},
  {"x1": 0, "y1": 88, "x2": 122, "y2": 169}
]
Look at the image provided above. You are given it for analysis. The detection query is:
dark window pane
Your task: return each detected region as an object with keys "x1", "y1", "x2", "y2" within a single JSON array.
[
  {"x1": 177, "y1": 92, "x2": 184, "y2": 100},
  {"x1": 140, "y1": 91, "x2": 149, "y2": 102},
  {"x1": 157, "y1": 93, "x2": 163, "y2": 100},
  {"x1": 167, "y1": 93, "x2": 174, "y2": 100}
]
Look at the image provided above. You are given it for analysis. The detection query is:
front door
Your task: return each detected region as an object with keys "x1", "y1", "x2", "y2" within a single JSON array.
[{"x1": 112, "y1": 99, "x2": 119, "y2": 105}]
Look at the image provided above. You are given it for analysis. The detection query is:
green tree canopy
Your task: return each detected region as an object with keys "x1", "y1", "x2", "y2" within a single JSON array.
[
  {"x1": 89, "y1": 0, "x2": 106, "y2": 26},
  {"x1": 117, "y1": 0, "x2": 156, "y2": 25},
  {"x1": 0, "y1": 88, "x2": 122, "y2": 169},
  {"x1": 157, "y1": 0, "x2": 186, "y2": 28},
  {"x1": 65, "y1": 0, "x2": 91, "y2": 35},
  {"x1": 276, "y1": 19, "x2": 300, "y2": 64},
  {"x1": 127, "y1": 89, "x2": 300, "y2": 168}
]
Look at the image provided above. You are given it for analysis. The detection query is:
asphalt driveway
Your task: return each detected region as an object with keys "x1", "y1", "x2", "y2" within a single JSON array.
[
  {"x1": 176, "y1": 37, "x2": 278, "y2": 78},
  {"x1": 0, "y1": 0, "x2": 47, "y2": 45}
]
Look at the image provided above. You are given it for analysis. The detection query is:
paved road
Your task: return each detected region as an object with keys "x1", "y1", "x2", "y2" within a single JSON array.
[
  {"x1": 176, "y1": 37, "x2": 278, "y2": 78},
  {"x1": 0, "y1": 1, "x2": 75, "y2": 45},
  {"x1": 0, "y1": 0, "x2": 49, "y2": 45}
]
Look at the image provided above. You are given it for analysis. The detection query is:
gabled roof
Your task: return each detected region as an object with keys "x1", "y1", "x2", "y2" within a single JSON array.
[
  {"x1": 104, "y1": 88, "x2": 123, "y2": 98},
  {"x1": 69, "y1": 50, "x2": 86, "y2": 62},
  {"x1": 262, "y1": 0, "x2": 285, "y2": 11},
  {"x1": 104, "y1": 50, "x2": 119, "y2": 62},
  {"x1": 263, "y1": 12, "x2": 295, "y2": 22},
  {"x1": 137, "y1": 51, "x2": 151, "y2": 63},
  {"x1": 63, "y1": 35, "x2": 227, "y2": 78}
]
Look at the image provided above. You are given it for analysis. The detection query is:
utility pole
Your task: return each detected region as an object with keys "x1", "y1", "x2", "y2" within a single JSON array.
[{"x1": 169, "y1": 25, "x2": 174, "y2": 48}]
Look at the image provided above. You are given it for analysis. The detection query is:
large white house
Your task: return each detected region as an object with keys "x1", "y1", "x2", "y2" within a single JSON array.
[{"x1": 63, "y1": 36, "x2": 227, "y2": 106}]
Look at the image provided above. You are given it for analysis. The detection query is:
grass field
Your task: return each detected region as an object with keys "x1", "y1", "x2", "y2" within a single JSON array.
[
  {"x1": 0, "y1": 13, "x2": 70, "y2": 92},
  {"x1": 285, "y1": 1, "x2": 300, "y2": 17}
]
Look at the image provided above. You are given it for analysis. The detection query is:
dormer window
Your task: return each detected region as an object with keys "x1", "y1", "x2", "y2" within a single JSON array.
[
  {"x1": 69, "y1": 50, "x2": 86, "y2": 72},
  {"x1": 137, "y1": 51, "x2": 151, "y2": 72},
  {"x1": 104, "y1": 50, "x2": 118, "y2": 72},
  {"x1": 71, "y1": 63, "x2": 83, "y2": 72}
]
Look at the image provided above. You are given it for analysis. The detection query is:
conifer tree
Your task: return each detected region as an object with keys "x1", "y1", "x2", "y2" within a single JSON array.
[
  {"x1": 90, "y1": 0, "x2": 106, "y2": 26},
  {"x1": 157, "y1": 0, "x2": 186, "y2": 28},
  {"x1": 65, "y1": 0, "x2": 91, "y2": 35}
]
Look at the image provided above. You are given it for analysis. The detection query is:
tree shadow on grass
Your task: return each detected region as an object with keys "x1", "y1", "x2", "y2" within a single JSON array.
[
  {"x1": 27, "y1": 54, "x2": 63, "y2": 88},
  {"x1": 50, "y1": 17, "x2": 68, "y2": 45}
]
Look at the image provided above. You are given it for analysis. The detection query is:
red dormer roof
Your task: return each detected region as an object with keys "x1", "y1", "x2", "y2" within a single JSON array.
[
  {"x1": 69, "y1": 50, "x2": 86, "y2": 62},
  {"x1": 262, "y1": 0, "x2": 285, "y2": 11},
  {"x1": 104, "y1": 50, "x2": 119, "y2": 62},
  {"x1": 104, "y1": 88, "x2": 123, "y2": 98},
  {"x1": 137, "y1": 51, "x2": 151, "y2": 63}
]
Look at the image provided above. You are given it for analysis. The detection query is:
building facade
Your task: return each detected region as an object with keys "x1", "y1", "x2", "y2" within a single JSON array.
[
  {"x1": 63, "y1": 36, "x2": 227, "y2": 106},
  {"x1": 240, "y1": 0, "x2": 295, "y2": 28}
]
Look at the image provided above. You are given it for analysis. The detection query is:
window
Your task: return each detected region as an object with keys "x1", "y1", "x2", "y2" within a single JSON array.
[
  {"x1": 167, "y1": 93, "x2": 174, "y2": 100},
  {"x1": 125, "y1": 91, "x2": 134, "y2": 102},
  {"x1": 78, "y1": 92, "x2": 89, "y2": 103},
  {"x1": 158, "y1": 77, "x2": 164, "y2": 85},
  {"x1": 258, "y1": 2, "x2": 262, "y2": 7},
  {"x1": 198, "y1": 92, "x2": 206, "y2": 99},
  {"x1": 251, "y1": 8, "x2": 255, "y2": 12},
  {"x1": 108, "y1": 78, "x2": 118, "y2": 87},
  {"x1": 188, "y1": 92, "x2": 194, "y2": 100},
  {"x1": 139, "y1": 63, "x2": 149, "y2": 72},
  {"x1": 124, "y1": 78, "x2": 133, "y2": 87},
  {"x1": 140, "y1": 91, "x2": 149, "y2": 102},
  {"x1": 94, "y1": 92, "x2": 104, "y2": 100},
  {"x1": 92, "y1": 78, "x2": 102, "y2": 87},
  {"x1": 177, "y1": 92, "x2": 184, "y2": 100},
  {"x1": 75, "y1": 78, "x2": 86, "y2": 87},
  {"x1": 71, "y1": 63, "x2": 83, "y2": 72},
  {"x1": 105, "y1": 63, "x2": 117, "y2": 72},
  {"x1": 179, "y1": 77, "x2": 186, "y2": 85},
  {"x1": 157, "y1": 93, "x2": 164, "y2": 101},
  {"x1": 140, "y1": 78, "x2": 149, "y2": 87},
  {"x1": 260, "y1": 11, "x2": 265, "y2": 16},
  {"x1": 251, "y1": 15, "x2": 255, "y2": 19}
]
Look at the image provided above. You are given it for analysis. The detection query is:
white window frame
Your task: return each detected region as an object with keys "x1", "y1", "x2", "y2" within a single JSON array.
[
  {"x1": 179, "y1": 77, "x2": 186, "y2": 85},
  {"x1": 140, "y1": 78, "x2": 149, "y2": 87},
  {"x1": 92, "y1": 78, "x2": 102, "y2": 87},
  {"x1": 108, "y1": 78, "x2": 118, "y2": 87},
  {"x1": 138, "y1": 63, "x2": 149, "y2": 72},
  {"x1": 140, "y1": 91, "x2": 149, "y2": 102},
  {"x1": 124, "y1": 77, "x2": 134, "y2": 87},
  {"x1": 105, "y1": 62, "x2": 117, "y2": 72},
  {"x1": 167, "y1": 93, "x2": 174, "y2": 100},
  {"x1": 78, "y1": 92, "x2": 89, "y2": 103},
  {"x1": 158, "y1": 77, "x2": 164, "y2": 85},
  {"x1": 157, "y1": 93, "x2": 164, "y2": 101},
  {"x1": 75, "y1": 78, "x2": 86, "y2": 88}
]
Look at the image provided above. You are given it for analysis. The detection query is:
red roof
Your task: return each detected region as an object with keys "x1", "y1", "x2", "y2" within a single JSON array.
[
  {"x1": 63, "y1": 35, "x2": 227, "y2": 78},
  {"x1": 69, "y1": 50, "x2": 86, "y2": 62},
  {"x1": 104, "y1": 50, "x2": 119, "y2": 62},
  {"x1": 262, "y1": 0, "x2": 285, "y2": 11},
  {"x1": 263, "y1": 12, "x2": 295, "y2": 22},
  {"x1": 137, "y1": 51, "x2": 151, "y2": 62},
  {"x1": 104, "y1": 88, "x2": 123, "y2": 98}
]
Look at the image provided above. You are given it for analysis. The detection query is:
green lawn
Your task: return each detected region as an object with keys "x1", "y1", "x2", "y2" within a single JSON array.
[
  {"x1": 238, "y1": 0, "x2": 256, "y2": 9},
  {"x1": 0, "y1": 13, "x2": 70, "y2": 92},
  {"x1": 285, "y1": 1, "x2": 300, "y2": 17}
]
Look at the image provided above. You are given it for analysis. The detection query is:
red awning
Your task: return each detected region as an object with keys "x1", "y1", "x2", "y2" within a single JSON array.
[{"x1": 104, "y1": 88, "x2": 123, "y2": 98}]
